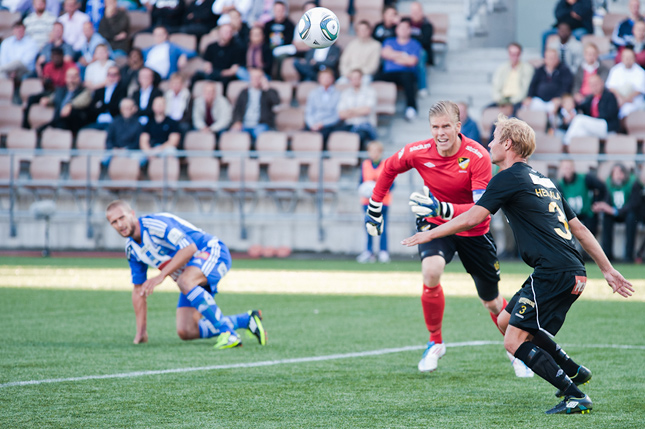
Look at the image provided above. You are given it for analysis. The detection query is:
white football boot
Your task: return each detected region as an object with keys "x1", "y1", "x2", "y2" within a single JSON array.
[
  {"x1": 507, "y1": 351, "x2": 535, "y2": 378},
  {"x1": 418, "y1": 342, "x2": 446, "y2": 372}
]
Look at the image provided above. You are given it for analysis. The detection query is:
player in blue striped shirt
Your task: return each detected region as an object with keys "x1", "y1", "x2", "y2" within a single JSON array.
[{"x1": 106, "y1": 200, "x2": 266, "y2": 349}]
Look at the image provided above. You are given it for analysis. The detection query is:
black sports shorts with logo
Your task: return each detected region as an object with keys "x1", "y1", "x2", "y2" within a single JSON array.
[
  {"x1": 506, "y1": 269, "x2": 587, "y2": 336},
  {"x1": 417, "y1": 220, "x2": 501, "y2": 301}
]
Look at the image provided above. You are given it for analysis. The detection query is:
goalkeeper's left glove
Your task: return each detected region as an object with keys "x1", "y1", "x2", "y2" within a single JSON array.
[
  {"x1": 365, "y1": 198, "x2": 383, "y2": 236},
  {"x1": 409, "y1": 186, "x2": 454, "y2": 220}
]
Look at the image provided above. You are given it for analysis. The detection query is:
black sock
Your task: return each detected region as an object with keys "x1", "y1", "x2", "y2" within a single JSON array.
[
  {"x1": 532, "y1": 331, "x2": 581, "y2": 378},
  {"x1": 514, "y1": 342, "x2": 584, "y2": 398}
]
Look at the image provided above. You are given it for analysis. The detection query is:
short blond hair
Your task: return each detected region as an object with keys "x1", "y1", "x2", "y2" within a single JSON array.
[
  {"x1": 428, "y1": 100, "x2": 460, "y2": 123},
  {"x1": 106, "y1": 199, "x2": 132, "y2": 214},
  {"x1": 494, "y1": 114, "x2": 536, "y2": 158}
]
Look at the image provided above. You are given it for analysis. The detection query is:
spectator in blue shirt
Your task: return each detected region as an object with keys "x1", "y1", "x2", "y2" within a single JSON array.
[
  {"x1": 612, "y1": 0, "x2": 644, "y2": 47},
  {"x1": 304, "y1": 68, "x2": 345, "y2": 147},
  {"x1": 375, "y1": 18, "x2": 423, "y2": 121},
  {"x1": 457, "y1": 101, "x2": 482, "y2": 145},
  {"x1": 143, "y1": 26, "x2": 196, "y2": 81},
  {"x1": 0, "y1": 22, "x2": 40, "y2": 80},
  {"x1": 77, "y1": 21, "x2": 112, "y2": 67}
]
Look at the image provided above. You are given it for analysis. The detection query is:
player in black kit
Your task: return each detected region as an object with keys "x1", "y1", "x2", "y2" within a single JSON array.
[{"x1": 402, "y1": 114, "x2": 634, "y2": 415}]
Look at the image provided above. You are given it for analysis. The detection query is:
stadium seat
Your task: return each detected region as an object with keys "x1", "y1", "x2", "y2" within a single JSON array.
[
  {"x1": 370, "y1": 81, "x2": 397, "y2": 116},
  {"x1": 428, "y1": 13, "x2": 449, "y2": 69},
  {"x1": 268, "y1": 81, "x2": 294, "y2": 109},
  {"x1": 41, "y1": 128, "x2": 73, "y2": 162},
  {"x1": 169, "y1": 33, "x2": 197, "y2": 52},
  {"x1": 280, "y1": 57, "x2": 300, "y2": 85},
  {"x1": 66, "y1": 155, "x2": 101, "y2": 188},
  {"x1": 199, "y1": 29, "x2": 219, "y2": 55},
  {"x1": 0, "y1": 105, "x2": 23, "y2": 134},
  {"x1": 147, "y1": 156, "x2": 180, "y2": 208},
  {"x1": 19, "y1": 78, "x2": 44, "y2": 104},
  {"x1": 184, "y1": 130, "x2": 216, "y2": 152},
  {"x1": 266, "y1": 157, "x2": 300, "y2": 212},
  {"x1": 296, "y1": 81, "x2": 318, "y2": 106},
  {"x1": 6, "y1": 128, "x2": 37, "y2": 162},
  {"x1": 275, "y1": 107, "x2": 305, "y2": 133},
  {"x1": 223, "y1": 159, "x2": 260, "y2": 211},
  {"x1": 567, "y1": 136, "x2": 599, "y2": 173},
  {"x1": 0, "y1": 78, "x2": 13, "y2": 103},
  {"x1": 480, "y1": 106, "x2": 503, "y2": 140},
  {"x1": 256, "y1": 131, "x2": 288, "y2": 163},
  {"x1": 517, "y1": 109, "x2": 548, "y2": 133},
  {"x1": 127, "y1": 11, "x2": 151, "y2": 36},
  {"x1": 625, "y1": 110, "x2": 645, "y2": 143},
  {"x1": 305, "y1": 159, "x2": 341, "y2": 197},
  {"x1": 76, "y1": 128, "x2": 107, "y2": 151},
  {"x1": 27, "y1": 105, "x2": 54, "y2": 130},
  {"x1": 533, "y1": 132, "x2": 563, "y2": 154},
  {"x1": 320, "y1": 0, "x2": 349, "y2": 10},
  {"x1": 0, "y1": 155, "x2": 20, "y2": 184},
  {"x1": 291, "y1": 131, "x2": 323, "y2": 166},
  {"x1": 527, "y1": 160, "x2": 552, "y2": 177},
  {"x1": 106, "y1": 156, "x2": 141, "y2": 196},
  {"x1": 218, "y1": 131, "x2": 251, "y2": 163},
  {"x1": 225, "y1": 80, "x2": 248, "y2": 105},
  {"x1": 191, "y1": 80, "x2": 223, "y2": 99},
  {"x1": 132, "y1": 33, "x2": 155, "y2": 50},
  {"x1": 602, "y1": 13, "x2": 627, "y2": 37},
  {"x1": 604, "y1": 134, "x2": 638, "y2": 155},
  {"x1": 327, "y1": 131, "x2": 360, "y2": 166},
  {"x1": 581, "y1": 35, "x2": 612, "y2": 55},
  {"x1": 26, "y1": 155, "x2": 62, "y2": 199},
  {"x1": 0, "y1": 10, "x2": 20, "y2": 38},
  {"x1": 353, "y1": 9, "x2": 381, "y2": 28},
  {"x1": 180, "y1": 56, "x2": 205, "y2": 81},
  {"x1": 186, "y1": 157, "x2": 220, "y2": 212}
]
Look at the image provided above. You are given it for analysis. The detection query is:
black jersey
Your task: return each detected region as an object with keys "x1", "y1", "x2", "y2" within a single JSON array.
[{"x1": 476, "y1": 162, "x2": 585, "y2": 272}]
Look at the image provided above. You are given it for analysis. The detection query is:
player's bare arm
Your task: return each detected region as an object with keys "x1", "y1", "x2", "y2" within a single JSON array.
[
  {"x1": 569, "y1": 218, "x2": 634, "y2": 298},
  {"x1": 402, "y1": 205, "x2": 491, "y2": 246},
  {"x1": 141, "y1": 243, "x2": 198, "y2": 297},
  {"x1": 131, "y1": 284, "x2": 148, "y2": 344}
]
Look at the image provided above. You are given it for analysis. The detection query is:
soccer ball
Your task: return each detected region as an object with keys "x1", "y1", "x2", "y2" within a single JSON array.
[{"x1": 298, "y1": 7, "x2": 340, "y2": 49}]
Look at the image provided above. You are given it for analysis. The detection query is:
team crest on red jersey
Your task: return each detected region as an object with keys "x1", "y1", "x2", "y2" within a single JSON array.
[{"x1": 458, "y1": 157, "x2": 470, "y2": 169}]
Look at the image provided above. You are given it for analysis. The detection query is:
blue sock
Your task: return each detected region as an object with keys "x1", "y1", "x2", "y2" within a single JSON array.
[
  {"x1": 225, "y1": 312, "x2": 251, "y2": 330},
  {"x1": 198, "y1": 318, "x2": 220, "y2": 338},
  {"x1": 187, "y1": 286, "x2": 234, "y2": 336}
]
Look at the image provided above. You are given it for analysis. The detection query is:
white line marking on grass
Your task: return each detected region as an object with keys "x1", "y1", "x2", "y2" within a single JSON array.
[{"x1": 2, "y1": 340, "x2": 644, "y2": 389}]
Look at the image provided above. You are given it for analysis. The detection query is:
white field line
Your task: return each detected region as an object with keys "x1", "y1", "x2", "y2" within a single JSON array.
[{"x1": 2, "y1": 340, "x2": 644, "y2": 389}]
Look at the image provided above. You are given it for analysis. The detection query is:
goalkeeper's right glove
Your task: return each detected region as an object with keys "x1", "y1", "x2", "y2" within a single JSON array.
[{"x1": 365, "y1": 198, "x2": 383, "y2": 236}]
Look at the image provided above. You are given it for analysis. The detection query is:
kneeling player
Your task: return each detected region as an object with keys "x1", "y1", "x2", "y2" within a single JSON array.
[
  {"x1": 106, "y1": 200, "x2": 267, "y2": 349},
  {"x1": 403, "y1": 115, "x2": 633, "y2": 414}
]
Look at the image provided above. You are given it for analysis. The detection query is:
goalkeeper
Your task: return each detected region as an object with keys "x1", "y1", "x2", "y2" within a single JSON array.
[{"x1": 365, "y1": 100, "x2": 531, "y2": 376}]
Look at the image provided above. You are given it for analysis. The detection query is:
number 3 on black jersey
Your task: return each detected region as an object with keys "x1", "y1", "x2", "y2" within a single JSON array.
[{"x1": 548, "y1": 202, "x2": 572, "y2": 240}]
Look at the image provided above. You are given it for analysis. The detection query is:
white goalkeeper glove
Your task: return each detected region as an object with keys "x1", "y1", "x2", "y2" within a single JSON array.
[
  {"x1": 409, "y1": 186, "x2": 454, "y2": 220},
  {"x1": 365, "y1": 198, "x2": 383, "y2": 236}
]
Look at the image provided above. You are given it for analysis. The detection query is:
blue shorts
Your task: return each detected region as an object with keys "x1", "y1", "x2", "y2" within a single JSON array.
[{"x1": 177, "y1": 240, "x2": 232, "y2": 308}]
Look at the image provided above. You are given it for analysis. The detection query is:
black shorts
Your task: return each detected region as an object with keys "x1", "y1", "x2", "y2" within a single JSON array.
[
  {"x1": 417, "y1": 221, "x2": 501, "y2": 301},
  {"x1": 506, "y1": 269, "x2": 587, "y2": 336}
]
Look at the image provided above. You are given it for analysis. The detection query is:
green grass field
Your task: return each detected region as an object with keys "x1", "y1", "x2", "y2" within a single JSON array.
[{"x1": 0, "y1": 257, "x2": 644, "y2": 428}]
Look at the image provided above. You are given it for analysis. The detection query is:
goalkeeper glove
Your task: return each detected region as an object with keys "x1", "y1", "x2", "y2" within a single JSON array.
[
  {"x1": 409, "y1": 186, "x2": 454, "y2": 220},
  {"x1": 365, "y1": 198, "x2": 383, "y2": 236}
]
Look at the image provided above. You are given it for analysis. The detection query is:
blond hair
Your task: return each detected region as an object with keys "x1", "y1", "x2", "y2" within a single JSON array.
[
  {"x1": 106, "y1": 200, "x2": 132, "y2": 214},
  {"x1": 428, "y1": 100, "x2": 460, "y2": 123},
  {"x1": 366, "y1": 140, "x2": 383, "y2": 151},
  {"x1": 494, "y1": 114, "x2": 536, "y2": 158}
]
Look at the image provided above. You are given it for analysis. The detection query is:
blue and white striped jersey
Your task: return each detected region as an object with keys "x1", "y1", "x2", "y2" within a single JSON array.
[{"x1": 126, "y1": 213, "x2": 218, "y2": 285}]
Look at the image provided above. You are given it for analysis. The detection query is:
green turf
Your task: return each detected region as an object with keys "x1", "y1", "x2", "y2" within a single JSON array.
[
  {"x1": 0, "y1": 256, "x2": 643, "y2": 279},
  {"x1": 1, "y1": 287, "x2": 643, "y2": 428}
]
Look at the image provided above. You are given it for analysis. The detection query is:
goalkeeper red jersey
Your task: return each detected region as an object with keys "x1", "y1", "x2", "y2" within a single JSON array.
[{"x1": 372, "y1": 135, "x2": 492, "y2": 237}]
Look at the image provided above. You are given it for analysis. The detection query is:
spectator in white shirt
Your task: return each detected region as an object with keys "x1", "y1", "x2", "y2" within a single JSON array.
[
  {"x1": 337, "y1": 69, "x2": 378, "y2": 149},
  {"x1": 605, "y1": 47, "x2": 645, "y2": 119},
  {"x1": 212, "y1": 0, "x2": 253, "y2": 23},
  {"x1": 192, "y1": 80, "x2": 232, "y2": 134},
  {"x1": 58, "y1": 0, "x2": 90, "y2": 51},
  {"x1": 163, "y1": 72, "x2": 191, "y2": 133},
  {"x1": 23, "y1": 0, "x2": 57, "y2": 50},
  {"x1": 0, "y1": 22, "x2": 40, "y2": 79},
  {"x1": 84, "y1": 44, "x2": 116, "y2": 90}
]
